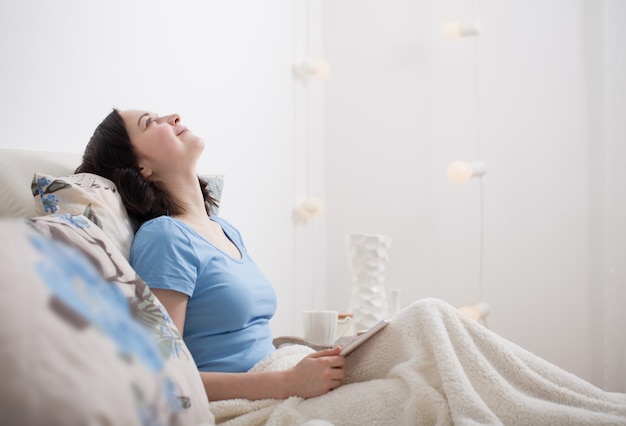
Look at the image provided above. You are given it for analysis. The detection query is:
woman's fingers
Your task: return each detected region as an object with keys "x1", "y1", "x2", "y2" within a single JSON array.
[
  {"x1": 288, "y1": 347, "x2": 348, "y2": 398},
  {"x1": 308, "y1": 346, "x2": 342, "y2": 358},
  {"x1": 330, "y1": 368, "x2": 346, "y2": 383}
]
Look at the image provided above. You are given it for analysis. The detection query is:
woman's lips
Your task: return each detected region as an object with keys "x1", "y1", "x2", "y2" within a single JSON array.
[{"x1": 177, "y1": 126, "x2": 188, "y2": 136}]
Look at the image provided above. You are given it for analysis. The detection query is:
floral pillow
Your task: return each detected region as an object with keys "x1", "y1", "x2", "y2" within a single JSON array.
[
  {"x1": 25, "y1": 213, "x2": 215, "y2": 425},
  {"x1": 31, "y1": 172, "x2": 134, "y2": 259},
  {"x1": 31, "y1": 173, "x2": 225, "y2": 260},
  {"x1": 0, "y1": 218, "x2": 201, "y2": 425}
]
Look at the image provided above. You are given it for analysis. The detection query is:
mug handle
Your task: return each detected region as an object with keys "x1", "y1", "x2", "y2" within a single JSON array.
[{"x1": 335, "y1": 315, "x2": 353, "y2": 339}]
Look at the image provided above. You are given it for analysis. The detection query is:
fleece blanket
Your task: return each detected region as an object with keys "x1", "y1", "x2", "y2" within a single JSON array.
[{"x1": 210, "y1": 298, "x2": 626, "y2": 426}]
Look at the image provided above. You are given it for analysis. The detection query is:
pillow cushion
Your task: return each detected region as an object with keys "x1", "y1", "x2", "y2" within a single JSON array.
[
  {"x1": 0, "y1": 149, "x2": 82, "y2": 218},
  {"x1": 0, "y1": 218, "x2": 194, "y2": 425},
  {"x1": 201, "y1": 174, "x2": 224, "y2": 217},
  {"x1": 31, "y1": 173, "x2": 134, "y2": 259},
  {"x1": 25, "y1": 213, "x2": 215, "y2": 425},
  {"x1": 31, "y1": 173, "x2": 225, "y2": 259}
]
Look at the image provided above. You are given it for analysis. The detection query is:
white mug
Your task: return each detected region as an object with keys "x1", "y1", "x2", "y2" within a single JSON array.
[{"x1": 303, "y1": 311, "x2": 352, "y2": 346}]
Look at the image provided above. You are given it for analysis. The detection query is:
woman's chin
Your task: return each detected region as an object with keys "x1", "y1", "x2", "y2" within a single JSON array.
[{"x1": 190, "y1": 135, "x2": 205, "y2": 151}]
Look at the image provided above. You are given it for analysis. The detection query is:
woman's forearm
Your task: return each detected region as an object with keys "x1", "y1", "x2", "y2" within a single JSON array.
[
  {"x1": 200, "y1": 370, "x2": 291, "y2": 401},
  {"x1": 200, "y1": 348, "x2": 345, "y2": 401}
]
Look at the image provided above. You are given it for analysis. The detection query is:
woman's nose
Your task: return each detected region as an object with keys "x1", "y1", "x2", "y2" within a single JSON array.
[{"x1": 166, "y1": 114, "x2": 180, "y2": 125}]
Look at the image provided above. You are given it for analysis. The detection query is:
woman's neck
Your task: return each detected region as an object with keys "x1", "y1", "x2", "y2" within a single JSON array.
[{"x1": 165, "y1": 173, "x2": 209, "y2": 221}]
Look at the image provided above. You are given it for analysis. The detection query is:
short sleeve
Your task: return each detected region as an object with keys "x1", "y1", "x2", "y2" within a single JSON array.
[{"x1": 130, "y1": 218, "x2": 198, "y2": 297}]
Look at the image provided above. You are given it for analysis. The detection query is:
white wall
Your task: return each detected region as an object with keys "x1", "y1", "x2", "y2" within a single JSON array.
[
  {"x1": 0, "y1": 0, "x2": 303, "y2": 336},
  {"x1": 601, "y1": 0, "x2": 626, "y2": 392},
  {"x1": 322, "y1": 0, "x2": 621, "y2": 388},
  {"x1": 1, "y1": 0, "x2": 622, "y2": 390}
]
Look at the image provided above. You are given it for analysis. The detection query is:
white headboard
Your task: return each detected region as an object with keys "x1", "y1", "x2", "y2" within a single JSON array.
[{"x1": 0, "y1": 149, "x2": 82, "y2": 218}]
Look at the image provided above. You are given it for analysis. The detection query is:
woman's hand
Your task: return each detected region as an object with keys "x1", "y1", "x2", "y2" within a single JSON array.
[
  {"x1": 199, "y1": 348, "x2": 346, "y2": 401},
  {"x1": 285, "y1": 346, "x2": 346, "y2": 398}
]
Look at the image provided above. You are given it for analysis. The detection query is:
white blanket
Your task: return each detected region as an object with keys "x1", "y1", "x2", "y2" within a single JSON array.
[{"x1": 210, "y1": 299, "x2": 626, "y2": 425}]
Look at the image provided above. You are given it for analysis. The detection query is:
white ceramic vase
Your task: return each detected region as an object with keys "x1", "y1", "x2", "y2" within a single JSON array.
[{"x1": 346, "y1": 233, "x2": 392, "y2": 331}]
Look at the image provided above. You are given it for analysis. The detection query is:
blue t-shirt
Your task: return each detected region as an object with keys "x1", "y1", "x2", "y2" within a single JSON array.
[{"x1": 129, "y1": 215, "x2": 277, "y2": 373}]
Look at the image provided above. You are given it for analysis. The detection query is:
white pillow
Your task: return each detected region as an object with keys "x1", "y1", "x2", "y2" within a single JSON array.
[{"x1": 0, "y1": 149, "x2": 81, "y2": 218}]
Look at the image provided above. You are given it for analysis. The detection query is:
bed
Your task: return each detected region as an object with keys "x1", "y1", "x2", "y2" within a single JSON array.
[{"x1": 1, "y1": 148, "x2": 624, "y2": 426}]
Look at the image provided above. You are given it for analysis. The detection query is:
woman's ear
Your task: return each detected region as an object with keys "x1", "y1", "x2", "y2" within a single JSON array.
[{"x1": 139, "y1": 166, "x2": 153, "y2": 179}]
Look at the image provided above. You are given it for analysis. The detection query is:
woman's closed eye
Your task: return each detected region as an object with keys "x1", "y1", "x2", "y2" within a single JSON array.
[
  {"x1": 137, "y1": 112, "x2": 159, "y2": 129},
  {"x1": 145, "y1": 114, "x2": 161, "y2": 129}
]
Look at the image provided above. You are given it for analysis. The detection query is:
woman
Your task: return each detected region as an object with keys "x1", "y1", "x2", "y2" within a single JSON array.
[
  {"x1": 76, "y1": 109, "x2": 346, "y2": 402},
  {"x1": 78, "y1": 109, "x2": 625, "y2": 424}
]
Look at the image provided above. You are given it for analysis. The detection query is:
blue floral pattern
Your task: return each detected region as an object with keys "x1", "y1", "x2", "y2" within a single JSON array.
[
  {"x1": 24, "y1": 213, "x2": 209, "y2": 422},
  {"x1": 32, "y1": 234, "x2": 165, "y2": 373},
  {"x1": 33, "y1": 175, "x2": 62, "y2": 213},
  {"x1": 56, "y1": 212, "x2": 91, "y2": 228}
]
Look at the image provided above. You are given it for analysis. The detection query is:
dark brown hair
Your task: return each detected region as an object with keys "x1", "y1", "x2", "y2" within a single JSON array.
[{"x1": 76, "y1": 109, "x2": 217, "y2": 232}]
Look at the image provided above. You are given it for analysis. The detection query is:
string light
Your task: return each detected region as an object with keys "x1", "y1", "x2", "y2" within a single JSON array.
[
  {"x1": 294, "y1": 59, "x2": 331, "y2": 81},
  {"x1": 442, "y1": 21, "x2": 482, "y2": 41},
  {"x1": 445, "y1": 3, "x2": 489, "y2": 325},
  {"x1": 447, "y1": 160, "x2": 487, "y2": 183}
]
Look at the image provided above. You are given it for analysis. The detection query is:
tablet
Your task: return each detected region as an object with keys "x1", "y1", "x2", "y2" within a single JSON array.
[{"x1": 339, "y1": 319, "x2": 389, "y2": 356}]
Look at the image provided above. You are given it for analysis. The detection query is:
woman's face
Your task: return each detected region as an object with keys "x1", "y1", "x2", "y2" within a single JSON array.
[{"x1": 119, "y1": 109, "x2": 204, "y2": 179}]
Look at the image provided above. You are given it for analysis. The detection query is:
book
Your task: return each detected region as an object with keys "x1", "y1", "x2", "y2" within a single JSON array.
[{"x1": 339, "y1": 319, "x2": 389, "y2": 357}]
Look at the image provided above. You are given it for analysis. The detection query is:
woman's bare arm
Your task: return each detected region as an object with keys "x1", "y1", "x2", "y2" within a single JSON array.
[
  {"x1": 151, "y1": 288, "x2": 347, "y2": 401},
  {"x1": 151, "y1": 288, "x2": 189, "y2": 332},
  {"x1": 201, "y1": 347, "x2": 345, "y2": 401}
]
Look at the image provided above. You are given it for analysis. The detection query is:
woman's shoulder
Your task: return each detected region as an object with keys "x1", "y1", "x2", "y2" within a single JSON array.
[
  {"x1": 131, "y1": 216, "x2": 198, "y2": 262},
  {"x1": 135, "y1": 216, "x2": 191, "y2": 241}
]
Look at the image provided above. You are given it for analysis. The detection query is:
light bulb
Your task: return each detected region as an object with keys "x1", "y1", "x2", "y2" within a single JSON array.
[
  {"x1": 447, "y1": 160, "x2": 487, "y2": 183},
  {"x1": 294, "y1": 196, "x2": 324, "y2": 222},
  {"x1": 301, "y1": 196, "x2": 323, "y2": 215},
  {"x1": 459, "y1": 302, "x2": 490, "y2": 321},
  {"x1": 447, "y1": 160, "x2": 474, "y2": 183},
  {"x1": 442, "y1": 22, "x2": 461, "y2": 41},
  {"x1": 441, "y1": 21, "x2": 482, "y2": 41},
  {"x1": 294, "y1": 59, "x2": 331, "y2": 81}
]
